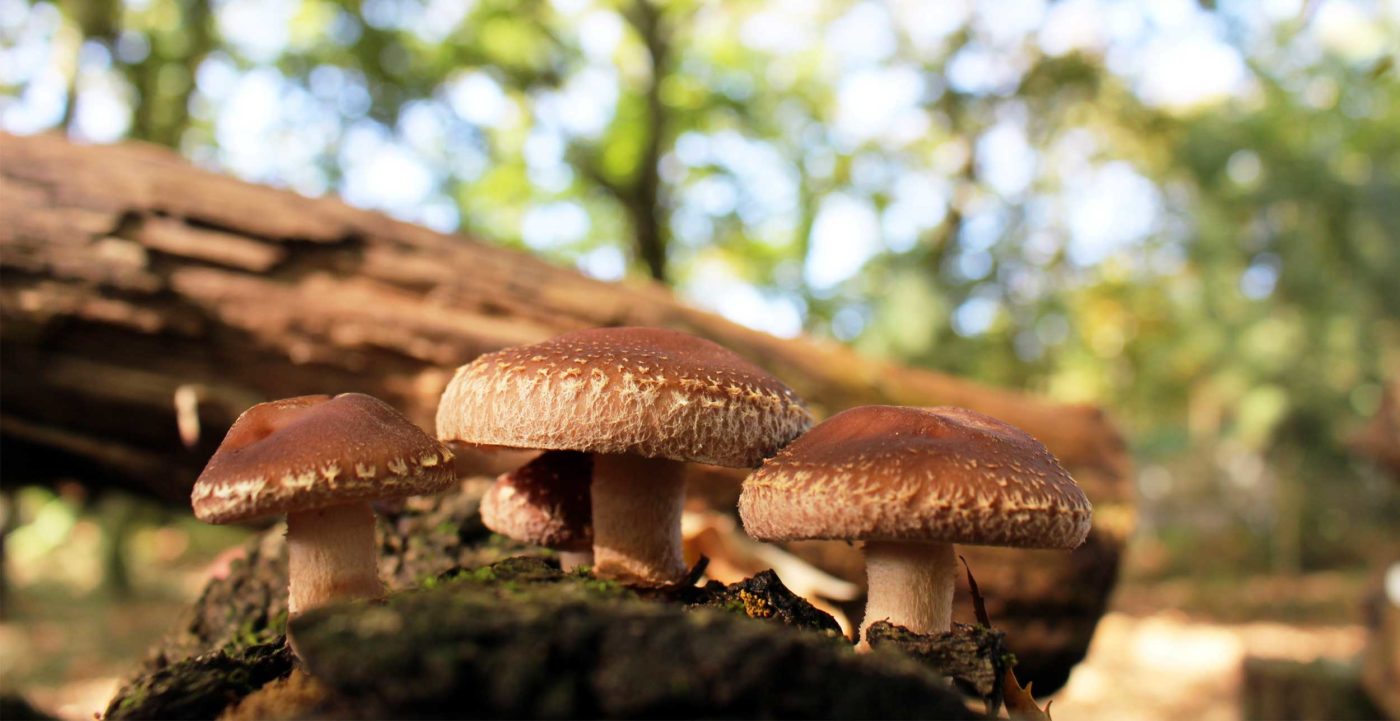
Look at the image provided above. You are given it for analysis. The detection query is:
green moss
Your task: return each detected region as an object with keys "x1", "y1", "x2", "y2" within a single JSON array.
[
  {"x1": 114, "y1": 687, "x2": 146, "y2": 715},
  {"x1": 580, "y1": 577, "x2": 632, "y2": 599},
  {"x1": 465, "y1": 566, "x2": 497, "y2": 583},
  {"x1": 105, "y1": 642, "x2": 294, "y2": 720},
  {"x1": 286, "y1": 566, "x2": 975, "y2": 720},
  {"x1": 429, "y1": 565, "x2": 499, "y2": 586},
  {"x1": 484, "y1": 533, "x2": 518, "y2": 548}
]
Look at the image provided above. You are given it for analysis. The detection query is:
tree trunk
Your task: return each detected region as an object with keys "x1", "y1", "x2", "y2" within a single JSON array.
[{"x1": 0, "y1": 132, "x2": 1134, "y2": 690}]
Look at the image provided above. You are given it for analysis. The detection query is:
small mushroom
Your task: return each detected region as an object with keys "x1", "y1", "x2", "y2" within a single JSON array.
[
  {"x1": 191, "y1": 393, "x2": 457, "y2": 639},
  {"x1": 481, "y1": 450, "x2": 594, "y2": 571},
  {"x1": 437, "y1": 327, "x2": 812, "y2": 586},
  {"x1": 738, "y1": 405, "x2": 1092, "y2": 647}
]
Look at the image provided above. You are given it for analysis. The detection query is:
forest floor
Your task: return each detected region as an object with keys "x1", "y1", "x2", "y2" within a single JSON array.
[{"x1": 1058, "y1": 611, "x2": 1366, "y2": 721}]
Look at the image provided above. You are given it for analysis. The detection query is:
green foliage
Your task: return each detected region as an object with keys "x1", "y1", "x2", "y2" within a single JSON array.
[{"x1": 6, "y1": 0, "x2": 1398, "y2": 572}]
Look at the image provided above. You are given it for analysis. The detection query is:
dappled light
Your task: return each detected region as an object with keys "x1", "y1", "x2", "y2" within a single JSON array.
[{"x1": 2, "y1": 0, "x2": 1398, "y2": 718}]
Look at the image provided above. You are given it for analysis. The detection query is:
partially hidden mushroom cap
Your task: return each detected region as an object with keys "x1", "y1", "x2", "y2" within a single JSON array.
[
  {"x1": 739, "y1": 405, "x2": 1092, "y2": 549},
  {"x1": 436, "y1": 327, "x2": 812, "y2": 468},
  {"x1": 481, "y1": 450, "x2": 593, "y2": 551},
  {"x1": 192, "y1": 393, "x2": 457, "y2": 524}
]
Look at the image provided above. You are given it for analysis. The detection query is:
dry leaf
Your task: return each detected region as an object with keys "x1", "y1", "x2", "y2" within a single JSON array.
[
  {"x1": 960, "y1": 555, "x2": 993, "y2": 628},
  {"x1": 1003, "y1": 666, "x2": 1053, "y2": 720}
]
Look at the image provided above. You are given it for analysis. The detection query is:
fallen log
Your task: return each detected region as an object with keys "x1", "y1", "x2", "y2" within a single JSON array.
[{"x1": 0, "y1": 131, "x2": 1134, "y2": 691}]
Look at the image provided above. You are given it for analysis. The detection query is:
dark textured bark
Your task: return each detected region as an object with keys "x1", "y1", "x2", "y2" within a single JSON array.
[
  {"x1": 107, "y1": 507, "x2": 987, "y2": 718},
  {"x1": 677, "y1": 569, "x2": 844, "y2": 636},
  {"x1": 291, "y1": 561, "x2": 980, "y2": 720},
  {"x1": 866, "y1": 621, "x2": 1011, "y2": 701},
  {"x1": 106, "y1": 642, "x2": 296, "y2": 721},
  {"x1": 1, "y1": 132, "x2": 1133, "y2": 692}
]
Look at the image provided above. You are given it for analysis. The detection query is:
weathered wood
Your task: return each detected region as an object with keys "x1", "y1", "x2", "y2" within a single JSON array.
[{"x1": 0, "y1": 131, "x2": 1134, "y2": 691}]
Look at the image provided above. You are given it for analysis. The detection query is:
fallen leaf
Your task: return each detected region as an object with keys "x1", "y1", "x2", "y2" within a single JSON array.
[{"x1": 1003, "y1": 666, "x2": 1053, "y2": 720}]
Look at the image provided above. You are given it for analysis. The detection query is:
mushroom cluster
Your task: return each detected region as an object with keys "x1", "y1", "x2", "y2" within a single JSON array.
[{"x1": 189, "y1": 325, "x2": 1092, "y2": 682}]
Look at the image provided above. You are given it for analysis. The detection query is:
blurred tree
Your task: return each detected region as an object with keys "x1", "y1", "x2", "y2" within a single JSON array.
[{"x1": 2, "y1": 0, "x2": 1397, "y2": 574}]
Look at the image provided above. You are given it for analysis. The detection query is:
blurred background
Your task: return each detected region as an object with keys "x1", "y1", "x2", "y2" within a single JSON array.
[{"x1": 2, "y1": 0, "x2": 1398, "y2": 718}]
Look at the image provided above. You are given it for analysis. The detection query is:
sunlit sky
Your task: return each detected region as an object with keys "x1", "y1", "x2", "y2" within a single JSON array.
[{"x1": 1, "y1": 0, "x2": 1393, "y2": 338}]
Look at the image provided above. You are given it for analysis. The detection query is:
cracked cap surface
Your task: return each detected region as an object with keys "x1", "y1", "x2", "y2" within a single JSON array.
[
  {"x1": 192, "y1": 393, "x2": 457, "y2": 523},
  {"x1": 435, "y1": 327, "x2": 812, "y2": 468},
  {"x1": 739, "y1": 405, "x2": 1092, "y2": 549}
]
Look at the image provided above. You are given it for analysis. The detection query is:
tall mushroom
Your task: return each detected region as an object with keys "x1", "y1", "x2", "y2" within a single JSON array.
[
  {"x1": 481, "y1": 450, "x2": 594, "y2": 571},
  {"x1": 192, "y1": 393, "x2": 457, "y2": 627},
  {"x1": 437, "y1": 327, "x2": 812, "y2": 586},
  {"x1": 739, "y1": 405, "x2": 1092, "y2": 646}
]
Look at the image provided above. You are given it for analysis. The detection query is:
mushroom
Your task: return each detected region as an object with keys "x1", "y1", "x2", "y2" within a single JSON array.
[
  {"x1": 481, "y1": 450, "x2": 594, "y2": 571},
  {"x1": 738, "y1": 405, "x2": 1092, "y2": 646},
  {"x1": 191, "y1": 393, "x2": 457, "y2": 626},
  {"x1": 437, "y1": 327, "x2": 811, "y2": 586}
]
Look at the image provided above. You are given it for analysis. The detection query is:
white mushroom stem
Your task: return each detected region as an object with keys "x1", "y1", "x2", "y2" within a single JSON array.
[
  {"x1": 858, "y1": 540, "x2": 956, "y2": 649},
  {"x1": 558, "y1": 550, "x2": 593, "y2": 572},
  {"x1": 590, "y1": 453, "x2": 687, "y2": 585},
  {"x1": 286, "y1": 502, "x2": 384, "y2": 617}
]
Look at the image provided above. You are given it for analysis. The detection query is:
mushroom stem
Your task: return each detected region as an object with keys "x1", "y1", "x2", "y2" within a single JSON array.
[
  {"x1": 558, "y1": 550, "x2": 593, "y2": 572},
  {"x1": 286, "y1": 502, "x2": 384, "y2": 617},
  {"x1": 590, "y1": 454, "x2": 687, "y2": 585},
  {"x1": 858, "y1": 541, "x2": 956, "y2": 648}
]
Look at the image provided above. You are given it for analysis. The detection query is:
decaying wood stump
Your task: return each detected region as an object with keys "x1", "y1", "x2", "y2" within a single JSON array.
[{"x1": 0, "y1": 132, "x2": 1134, "y2": 692}]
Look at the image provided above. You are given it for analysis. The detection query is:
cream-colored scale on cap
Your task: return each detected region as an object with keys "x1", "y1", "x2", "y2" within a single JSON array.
[
  {"x1": 190, "y1": 393, "x2": 457, "y2": 659},
  {"x1": 739, "y1": 405, "x2": 1091, "y2": 647}
]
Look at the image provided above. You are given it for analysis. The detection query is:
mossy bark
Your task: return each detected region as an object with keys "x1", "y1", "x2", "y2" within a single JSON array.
[
  {"x1": 105, "y1": 486, "x2": 1005, "y2": 719},
  {"x1": 106, "y1": 642, "x2": 294, "y2": 720},
  {"x1": 290, "y1": 557, "x2": 976, "y2": 720}
]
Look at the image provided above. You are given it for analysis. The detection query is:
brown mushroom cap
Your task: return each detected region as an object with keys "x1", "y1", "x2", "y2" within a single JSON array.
[
  {"x1": 739, "y1": 405, "x2": 1092, "y2": 549},
  {"x1": 436, "y1": 327, "x2": 812, "y2": 467},
  {"x1": 192, "y1": 393, "x2": 457, "y2": 523},
  {"x1": 481, "y1": 450, "x2": 593, "y2": 551}
]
